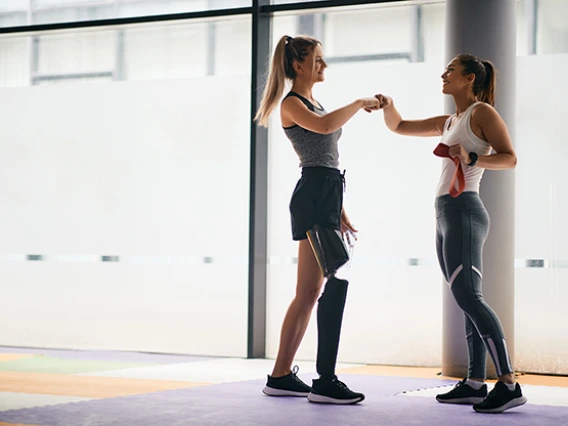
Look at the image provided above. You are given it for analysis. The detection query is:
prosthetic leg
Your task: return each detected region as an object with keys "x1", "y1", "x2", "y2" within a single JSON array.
[
  {"x1": 306, "y1": 224, "x2": 350, "y2": 278},
  {"x1": 306, "y1": 224, "x2": 351, "y2": 379}
]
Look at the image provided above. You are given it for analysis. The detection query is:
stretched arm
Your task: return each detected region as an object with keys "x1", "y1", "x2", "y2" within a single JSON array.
[
  {"x1": 377, "y1": 94, "x2": 449, "y2": 137},
  {"x1": 281, "y1": 96, "x2": 380, "y2": 135},
  {"x1": 451, "y1": 104, "x2": 517, "y2": 170}
]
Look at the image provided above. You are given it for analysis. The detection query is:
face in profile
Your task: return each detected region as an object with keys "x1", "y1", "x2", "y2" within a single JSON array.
[
  {"x1": 441, "y1": 57, "x2": 472, "y2": 95},
  {"x1": 296, "y1": 44, "x2": 327, "y2": 84}
]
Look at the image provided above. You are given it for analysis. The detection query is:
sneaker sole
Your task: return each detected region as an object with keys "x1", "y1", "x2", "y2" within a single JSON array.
[
  {"x1": 473, "y1": 396, "x2": 528, "y2": 413},
  {"x1": 262, "y1": 386, "x2": 309, "y2": 397},
  {"x1": 436, "y1": 396, "x2": 485, "y2": 404},
  {"x1": 307, "y1": 392, "x2": 365, "y2": 405}
]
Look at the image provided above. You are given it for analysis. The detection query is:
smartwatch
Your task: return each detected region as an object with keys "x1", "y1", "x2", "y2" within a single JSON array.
[{"x1": 467, "y1": 152, "x2": 478, "y2": 167}]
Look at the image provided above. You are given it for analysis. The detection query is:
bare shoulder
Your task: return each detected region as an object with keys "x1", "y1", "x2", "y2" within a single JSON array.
[
  {"x1": 471, "y1": 102, "x2": 502, "y2": 124},
  {"x1": 280, "y1": 95, "x2": 301, "y2": 116},
  {"x1": 280, "y1": 95, "x2": 315, "y2": 128},
  {"x1": 280, "y1": 94, "x2": 300, "y2": 110}
]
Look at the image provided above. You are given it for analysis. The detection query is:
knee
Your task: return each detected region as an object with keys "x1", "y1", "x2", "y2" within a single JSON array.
[
  {"x1": 296, "y1": 285, "x2": 322, "y2": 307},
  {"x1": 451, "y1": 285, "x2": 482, "y2": 313}
]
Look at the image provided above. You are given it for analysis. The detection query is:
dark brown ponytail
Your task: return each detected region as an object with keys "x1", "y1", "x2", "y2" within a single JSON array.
[{"x1": 480, "y1": 60, "x2": 496, "y2": 106}]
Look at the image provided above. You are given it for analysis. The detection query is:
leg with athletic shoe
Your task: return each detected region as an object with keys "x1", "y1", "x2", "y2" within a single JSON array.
[
  {"x1": 308, "y1": 275, "x2": 365, "y2": 405},
  {"x1": 436, "y1": 315, "x2": 488, "y2": 404},
  {"x1": 262, "y1": 239, "x2": 323, "y2": 397},
  {"x1": 436, "y1": 211, "x2": 487, "y2": 405},
  {"x1": 436, "y1": 196, "x2": 526, "y2": 413}
]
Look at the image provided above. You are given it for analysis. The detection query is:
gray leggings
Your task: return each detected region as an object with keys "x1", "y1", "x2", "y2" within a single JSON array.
[{"x1": 435, "y1": 192, "x2": 513, "y2": 379}]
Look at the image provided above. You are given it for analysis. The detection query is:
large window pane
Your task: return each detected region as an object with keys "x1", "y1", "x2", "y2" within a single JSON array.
[
  {"x1": 124, "y1": 18, "x2": 251, "y2": 80},
  {"x1": 0, "y1": 17, "x2": 250, "y2": 87},
  {"x1": 0, "y1": 0, "x2": 28, "y2": 27},
  {"x1": 517, "y1": 0, "x2": 568, "y2": 56},
  {"x1": 537, "y1": 0, "x2": 568, "y2": 54},
  {"x1": 0, "y1": 0, "x2": 251, "y2": 28},
  {"x1": 0, "y1": 19, "x2": 251, "y2": 357},
  {"x1": 267, "y1": 3, "x2": 445, "y2": 367},
  {"x1": 0, "y1": 34, "x2": 30, "y2": 87}
]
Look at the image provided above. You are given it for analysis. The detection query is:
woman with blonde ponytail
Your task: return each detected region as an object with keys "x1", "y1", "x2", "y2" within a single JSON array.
[
  {"x1": 376, "y1": 54, "x2": 525, "y2": 414},
  {"x1": 257, "y1": 35, "x2": 380, "y2": 405}
]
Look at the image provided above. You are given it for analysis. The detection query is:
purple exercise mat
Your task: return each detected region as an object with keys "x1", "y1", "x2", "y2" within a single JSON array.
[
  {"x1": 0, "y1": 346, "x2": 213, "y2": 364},
  {"x1": 1, "y1": 375, "x2": 565, "y2": 426}
]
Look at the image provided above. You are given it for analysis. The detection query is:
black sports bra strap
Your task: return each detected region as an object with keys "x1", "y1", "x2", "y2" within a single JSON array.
[{"x1": 284, "y1": 91, "x2": 315, "y2": 112}]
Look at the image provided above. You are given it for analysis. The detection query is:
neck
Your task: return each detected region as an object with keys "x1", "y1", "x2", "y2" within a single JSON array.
[
  {"x1": 291, "y1": 80, "x2": 314, "y2": 100},
  {"x1": 453, "y1": 92, "x2": 478, "y2": 115}
]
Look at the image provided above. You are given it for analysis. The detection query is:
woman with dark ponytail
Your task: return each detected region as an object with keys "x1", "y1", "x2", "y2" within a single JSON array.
[
  {"x1": 376, "y1": 54, "x2": 526, "y2": 414},
  {"x1": 256, "y1": 35, "x2": 380, "y2": 405}
]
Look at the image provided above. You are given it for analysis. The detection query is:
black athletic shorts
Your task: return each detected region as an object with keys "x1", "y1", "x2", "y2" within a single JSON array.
[{"x1": 289, "y1": 166, "x2": 345, "y2": 241}]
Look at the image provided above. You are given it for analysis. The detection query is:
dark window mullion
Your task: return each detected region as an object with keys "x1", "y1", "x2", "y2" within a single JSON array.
[{"x1": 248, "y1": 0, "x2": 270, "y2": 359}]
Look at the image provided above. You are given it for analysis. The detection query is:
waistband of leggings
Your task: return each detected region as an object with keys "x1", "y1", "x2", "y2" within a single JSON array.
[{"x1": 435, "y1": 191, "x2": 484, "y2": 210}]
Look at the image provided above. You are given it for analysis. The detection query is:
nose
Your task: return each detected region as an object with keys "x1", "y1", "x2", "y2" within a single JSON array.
[{"x1": 441, "y1": 71, "x2": 448, "y2": 79}]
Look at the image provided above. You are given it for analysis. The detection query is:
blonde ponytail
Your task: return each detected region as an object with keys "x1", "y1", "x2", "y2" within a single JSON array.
[{"x1": 255, "y1": 36, "x2": 290, "y2": 127}]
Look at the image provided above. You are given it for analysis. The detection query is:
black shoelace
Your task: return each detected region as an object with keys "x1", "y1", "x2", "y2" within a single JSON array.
[{"x1": 332, "y1": 378, "x2": 349, "y2": 390}]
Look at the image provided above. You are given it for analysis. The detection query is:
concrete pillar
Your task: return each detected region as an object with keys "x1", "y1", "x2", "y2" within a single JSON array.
[{"x1": 443, "y1": 0, "x2": 517, "y2": 379}]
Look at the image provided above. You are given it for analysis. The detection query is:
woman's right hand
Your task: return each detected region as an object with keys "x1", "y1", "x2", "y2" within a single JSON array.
[
  {"x1": 375, "y1": 94, "x2": 392, "y2": 109},
  {"x1": 360, "y1": 97, "x2": 381, "y2": 113}
]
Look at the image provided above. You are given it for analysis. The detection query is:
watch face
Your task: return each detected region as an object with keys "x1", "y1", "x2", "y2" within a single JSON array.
[{"x1": 469, "y1": 152, "x2": 478, "y2": 165}]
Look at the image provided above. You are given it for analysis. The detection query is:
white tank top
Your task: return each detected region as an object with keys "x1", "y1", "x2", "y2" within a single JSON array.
[{"x1": 436, "y1": 102, "x2": 492, "y2": 197}]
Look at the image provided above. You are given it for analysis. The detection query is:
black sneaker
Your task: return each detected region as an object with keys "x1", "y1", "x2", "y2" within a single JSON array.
[
  {"x1": 262, "y1": 365, "x2": 311, "y2": 397},
  {"x1": 307, "y1": 375, "x2": 365, "y2": 405},
  {"x1": 436, "y1": 378, "x2": 487, "y2": 404},
  {"x1": 473, "y1": 381, "x2": 527, "y2": 413}
]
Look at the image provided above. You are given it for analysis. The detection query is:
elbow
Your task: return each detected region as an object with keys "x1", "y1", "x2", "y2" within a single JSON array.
[
  {"x1": 392, "y1": 125, "x2": 405, "y2": 136},
  {"x1": 319, "y1": 119, "x2": 335, "y2": 135},
  {"x1": 322, "y1": 124, "x2": 335, "y2": 135},
  {"x1": 386, "y1": 119, "x2": 403, "y2": 134},
  {"x1": 510, "y1": 153, "x2": 518, "y2": 169}
]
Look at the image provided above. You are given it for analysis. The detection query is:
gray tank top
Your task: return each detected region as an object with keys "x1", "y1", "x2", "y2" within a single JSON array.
[{"x1": 283, "y1": 92, "x2": 342, "y2": 169}]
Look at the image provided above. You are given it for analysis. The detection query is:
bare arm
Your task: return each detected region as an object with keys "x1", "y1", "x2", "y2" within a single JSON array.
[
  {"x1": 378, "y1": 94, "x2": 449, "y2": 137},
  {"x1": 451, "y1": 104, "x2": 517, "y2": 170},
  {"x1": 281, "y1": 96, "x2": 379, "y2": 135},
  {"x1": 474, "y1": 104, "x2": 517, "y2": 170}
]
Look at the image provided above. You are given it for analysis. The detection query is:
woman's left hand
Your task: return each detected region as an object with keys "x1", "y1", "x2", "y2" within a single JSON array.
[
  {"x1": 448, "y1": 143, "x2": 470, "y2": 164},
  {"x1": 340, "y1": 209, "x2": 358, "y2": 238}
]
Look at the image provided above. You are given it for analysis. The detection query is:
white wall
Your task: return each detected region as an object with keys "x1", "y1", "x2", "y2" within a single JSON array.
[{"x1": 0, "y1": 76, "x2": 251, "y2": 356}]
